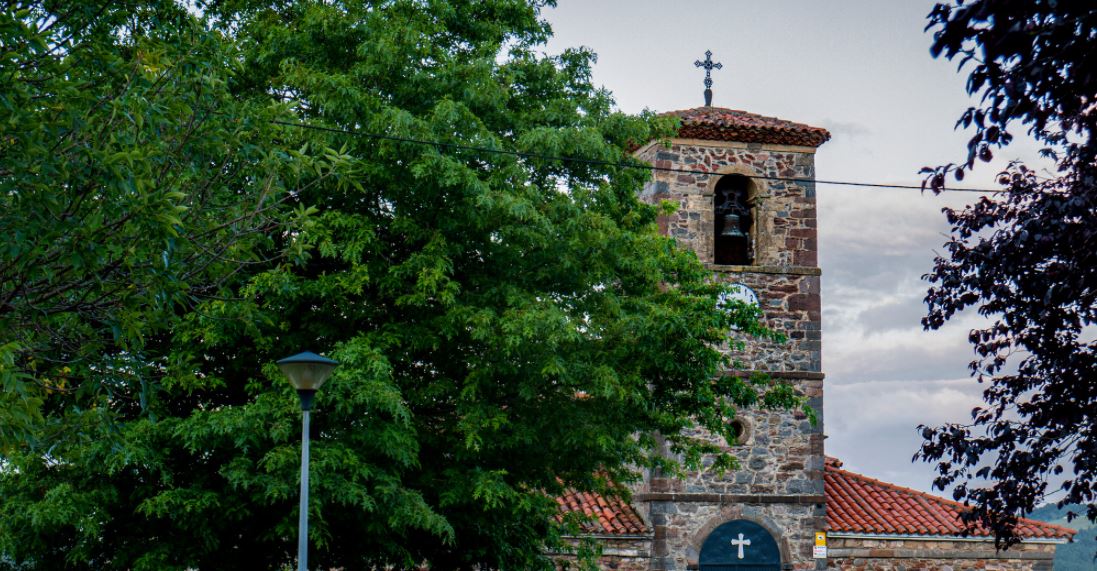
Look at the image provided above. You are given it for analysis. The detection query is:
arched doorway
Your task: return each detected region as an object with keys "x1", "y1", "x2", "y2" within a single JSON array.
[{"x1": 698, "y1": 519, "x2": 781, "y2": 571}]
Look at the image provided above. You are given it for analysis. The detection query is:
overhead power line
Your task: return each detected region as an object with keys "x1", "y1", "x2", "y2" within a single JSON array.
[{"x1": 270, "y1": 119, "x2": 1002, "y2": 194}]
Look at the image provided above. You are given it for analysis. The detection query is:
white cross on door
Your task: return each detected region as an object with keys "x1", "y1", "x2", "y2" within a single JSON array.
[{"x1": 730, "y1": 532, "x2": 751, "y2": 559}]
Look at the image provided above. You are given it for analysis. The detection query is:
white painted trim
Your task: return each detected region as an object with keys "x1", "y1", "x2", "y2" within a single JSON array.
[
  {"x1": 827, "y1": 532, "x2": 1068, "y2": 545},
  {"x1": 560, "y1": 534, "x2": 653, "y2": 540}
]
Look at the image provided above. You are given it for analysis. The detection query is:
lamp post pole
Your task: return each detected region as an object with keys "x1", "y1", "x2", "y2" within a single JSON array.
[
  {"x1": 297, "y1": 398, "x2": 312, "y2": 571},
  {"x1": 277, "y1": 352, "x2": 338, "y2": 571}
]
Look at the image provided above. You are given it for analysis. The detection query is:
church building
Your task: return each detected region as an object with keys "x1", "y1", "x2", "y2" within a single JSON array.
[{"x1": 554, "y1": 53, "x2": 1074, "y2": 571}]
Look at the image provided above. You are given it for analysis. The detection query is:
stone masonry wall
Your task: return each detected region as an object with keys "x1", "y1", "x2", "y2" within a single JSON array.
[
  {"x1": 730, "y1": 380, "x2": 822, "y2": 495},
  {"x1": 637, "y1": 140, "x2": 818, "y2": 269},
  {"x1": 636, "y1": 140, "x2": 821, "y2": 374},
  {"x1": 633, "y1": 378, "x2": 825, "y2": 570},
  {"x1": 719, "y1": 270, "x2": 821, "y2": 373},
  {"x1": 663, "y1": 379, "x2": 824, "y2": 496},
  {"x1": 555, "y1": 537, "x2": 653, "y2": 571},
  {"x1": 827, "y1": 537, "x2": 1058, "y2": 571}
]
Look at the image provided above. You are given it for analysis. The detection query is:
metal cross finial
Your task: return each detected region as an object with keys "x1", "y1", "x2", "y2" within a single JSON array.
[{"x1": 694, "y1": 50, "x2": 723, "y2": 106}]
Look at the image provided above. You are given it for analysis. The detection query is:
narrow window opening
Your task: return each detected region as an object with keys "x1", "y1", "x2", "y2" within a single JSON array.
[
  {"x1": 729, "y1": 418, "x2": 751, "y2": 446},
  {"x1": 714, "y1": 175, "x2": 753, "y2": 265}
]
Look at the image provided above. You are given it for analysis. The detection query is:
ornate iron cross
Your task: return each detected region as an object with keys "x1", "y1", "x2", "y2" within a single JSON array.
[{"x1": 694, "y1": 50, "x2": 723, "y2": 107}]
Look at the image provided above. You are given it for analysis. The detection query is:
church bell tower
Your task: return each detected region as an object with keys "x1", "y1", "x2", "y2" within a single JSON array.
[{"x1": 632, "y1": 53, "x2": 830, "y2": 571}]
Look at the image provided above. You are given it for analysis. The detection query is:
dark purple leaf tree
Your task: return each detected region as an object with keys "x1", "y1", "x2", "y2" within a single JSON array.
[{"x1": 917, "y1": 0, "x2": 1097, "y2": 547}]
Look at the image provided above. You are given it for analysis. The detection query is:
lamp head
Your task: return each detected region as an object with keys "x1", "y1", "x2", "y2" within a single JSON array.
[{"x1": 277, "y1": 351, "x2": 339, "y2": 392}]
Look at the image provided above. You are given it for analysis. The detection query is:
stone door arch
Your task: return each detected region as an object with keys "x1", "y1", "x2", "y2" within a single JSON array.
[{"x1": 698, "y1": 519, "x2": 781, "y2": 571}]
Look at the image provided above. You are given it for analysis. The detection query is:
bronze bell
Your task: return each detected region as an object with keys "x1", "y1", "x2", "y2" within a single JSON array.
[{"x1": 719, "y1": 212, "x2": 746, "y2": 238}]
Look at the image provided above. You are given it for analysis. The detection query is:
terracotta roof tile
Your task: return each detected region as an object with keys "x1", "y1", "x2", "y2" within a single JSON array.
[
  {"x1": 555, "y1": 489, "x2": 648, "y2": 536},
  {"x1": 825, "y1": 457, "x2": 1075, "y2": 540},
  {"x1": 661, "y1": 106, "x2": 831, "y2": 148}
]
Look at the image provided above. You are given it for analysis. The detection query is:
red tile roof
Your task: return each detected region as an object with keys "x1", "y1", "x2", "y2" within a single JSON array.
[
  {"x1": 825, "y1": 457, "x2": 1075, "y2": 540},
  {"x1": 555, "y1": 489, "x2": 648, "y2": 535},
  {"x1": 662, "y1": 106, "x2": 831, "y2": 148}
]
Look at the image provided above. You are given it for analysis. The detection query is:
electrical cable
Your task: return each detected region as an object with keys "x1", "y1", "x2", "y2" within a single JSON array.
[{"x1": 270, "y1": 119, "x2": 1002, "y2": 194}]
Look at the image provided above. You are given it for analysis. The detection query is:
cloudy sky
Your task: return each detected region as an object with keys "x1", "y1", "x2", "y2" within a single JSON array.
[{"x1": 542, "y1": 0, "x2": 1054, "y2": 493}]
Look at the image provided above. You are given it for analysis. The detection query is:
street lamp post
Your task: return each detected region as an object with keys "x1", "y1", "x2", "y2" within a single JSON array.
[{"x1": 277, "y1": 351, "x2": 339, "y2": 571}]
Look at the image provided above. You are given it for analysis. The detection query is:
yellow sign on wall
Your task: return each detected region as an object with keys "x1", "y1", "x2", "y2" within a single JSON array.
[{"x1": 815, "y1": 532, "x2": 827, "y2": 547}]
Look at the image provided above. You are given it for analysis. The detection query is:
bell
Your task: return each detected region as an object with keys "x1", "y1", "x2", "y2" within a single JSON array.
[{"x1": 719, "y1": 212, "x2": 746, "y2": 238}]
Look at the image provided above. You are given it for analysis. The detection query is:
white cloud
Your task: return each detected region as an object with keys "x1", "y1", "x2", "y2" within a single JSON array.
[{"x1": 826, "y1": 378, "x2": 986, "y2": 492}]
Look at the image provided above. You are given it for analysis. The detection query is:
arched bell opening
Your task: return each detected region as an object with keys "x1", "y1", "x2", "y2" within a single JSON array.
[
  {"x1": 713, "y1": 174, "x2": 754, "y2": 265},
  {"x1": 698, "y1": 519, "x2": 781, "y2": 571}
]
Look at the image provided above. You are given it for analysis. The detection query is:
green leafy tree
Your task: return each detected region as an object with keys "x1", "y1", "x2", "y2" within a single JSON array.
[
  {"x1": 0, "y1": 1, "x2": 339, "y2": 567},
  {"x1": 1, "y1": 1, "x2": 806, "y2": 569},
  {"x1": 0, "y1": 1, "x2": 333, "y2": 443}
]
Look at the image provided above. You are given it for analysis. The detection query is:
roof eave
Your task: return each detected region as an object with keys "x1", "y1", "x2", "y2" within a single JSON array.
[
  {"x1": 827, "y1": 531, "x2": 1071, "y2": 544},
  {"x1": 676, "y1": 126, "x2": 830, "y2": 148},
  {"x1": 560, "y1": 533, "x2": 654, "y2": 540}
]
